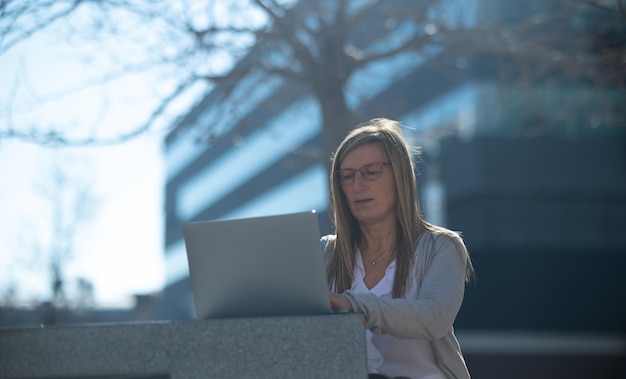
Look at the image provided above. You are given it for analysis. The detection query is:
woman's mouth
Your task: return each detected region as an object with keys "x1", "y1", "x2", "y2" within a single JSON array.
[{"x1": 355, "y1": 198, "x2": 373, "y2": 206}]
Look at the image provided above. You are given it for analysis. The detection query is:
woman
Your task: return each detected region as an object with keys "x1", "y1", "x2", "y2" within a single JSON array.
[{"x1": 323, "y1": 118, "x2": 473, "y2": 379}]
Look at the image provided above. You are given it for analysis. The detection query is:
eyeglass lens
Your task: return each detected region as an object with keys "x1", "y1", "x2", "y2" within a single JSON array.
[{"x1": 337, "y1": 162, "x2": 385, "y2": 184}]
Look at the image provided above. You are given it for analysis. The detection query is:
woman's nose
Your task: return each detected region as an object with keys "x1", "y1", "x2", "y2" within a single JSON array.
[{"x1": 351, "y1": 172, "x2": 367, "y2": 188}]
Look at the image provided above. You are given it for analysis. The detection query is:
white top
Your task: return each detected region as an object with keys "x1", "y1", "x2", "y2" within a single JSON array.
[{"x1": 353, "y1": 249, "x2": 446, "y2": 379}]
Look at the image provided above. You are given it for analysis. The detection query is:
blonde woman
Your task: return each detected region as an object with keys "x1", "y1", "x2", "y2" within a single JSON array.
[{"x1": 324, "y1": 118, "x2": 473, "y2": 379}]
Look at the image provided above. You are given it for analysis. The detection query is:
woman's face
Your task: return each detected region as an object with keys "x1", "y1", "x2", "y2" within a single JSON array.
[{"x1": 338, "y1": 143, "x2": 397, "y2": 227}]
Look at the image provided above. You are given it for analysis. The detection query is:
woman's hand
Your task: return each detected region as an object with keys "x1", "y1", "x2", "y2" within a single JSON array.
[{"x1": 329, "y1": 291, "x2": 353, "y2": 312}]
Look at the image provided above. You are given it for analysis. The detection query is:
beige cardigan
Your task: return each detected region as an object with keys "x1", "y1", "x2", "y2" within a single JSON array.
[{"x1": 322, "y1": 229, "x2": 471, "y2": 379}]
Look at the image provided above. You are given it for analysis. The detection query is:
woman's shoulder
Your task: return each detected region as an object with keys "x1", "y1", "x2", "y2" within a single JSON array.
[
  {"x1": 320, "y1": 234, "x2": 336, "y2": 244},
  {"x1": 320, "y1": 234, "x2": 337, "y2": 266},
  {"x1": 320, "y1": 234, "x2": 336, "y2": 253},
  {"x1": 419, "y1": 224, "x2": 474, "y2": 282},
  {"x1": 417, "y1": 224, "x2": 465, "y2": 251}
]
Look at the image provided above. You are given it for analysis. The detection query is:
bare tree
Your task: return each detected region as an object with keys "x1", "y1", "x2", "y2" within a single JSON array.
[
  {"x1": 31, "y1": 153, "x2": 100, "y2": 308},
  {"x1": 1, "y1": 0, "x2": 624, "y2": 156},
  {"x1": 442, "y1": 0, "x2": 626, "y2": 86},
  {"x1": 141, "y1": 0, "x2": 626, "y2": 157},
  {"x1": 0, "y1": 0, "x2": 88, "y2": 54}
]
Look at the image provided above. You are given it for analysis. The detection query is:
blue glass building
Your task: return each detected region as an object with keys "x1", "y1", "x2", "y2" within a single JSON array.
[{"x1": 160, "y1": 1, "x2": 626, "y2": 377}]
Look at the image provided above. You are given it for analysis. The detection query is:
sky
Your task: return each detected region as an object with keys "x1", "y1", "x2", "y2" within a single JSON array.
[{"x1": 0, "y1": 28, "x2": 168, "y2": 307}]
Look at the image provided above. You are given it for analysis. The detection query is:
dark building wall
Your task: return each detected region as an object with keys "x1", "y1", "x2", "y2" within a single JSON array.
[{"x1": 440, "y1": 136, "x2": 626, "y2": 333}]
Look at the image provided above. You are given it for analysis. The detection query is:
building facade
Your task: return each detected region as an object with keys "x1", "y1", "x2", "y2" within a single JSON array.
[{"x1": 160, "y1": 1, "x2": 626, "y2": 377}]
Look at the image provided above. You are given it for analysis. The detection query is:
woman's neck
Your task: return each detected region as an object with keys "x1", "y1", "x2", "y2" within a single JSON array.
[{"x1": 359, "y1": 221, "x2": 396, "y2": 255}]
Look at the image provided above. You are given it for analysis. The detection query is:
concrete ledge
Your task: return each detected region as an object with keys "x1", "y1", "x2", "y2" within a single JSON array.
[{"x1": 0, "y1": 314, "x2": 367, "y2": 379}]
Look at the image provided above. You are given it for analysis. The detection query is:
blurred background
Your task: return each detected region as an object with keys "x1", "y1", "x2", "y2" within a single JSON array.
[{"x1": 1, "y1": 0, "x2": 625, "y2": 378}]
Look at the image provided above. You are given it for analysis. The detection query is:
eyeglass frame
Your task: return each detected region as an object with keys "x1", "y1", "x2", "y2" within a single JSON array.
[{"x1": 334, "y1": 161, "x2": 392, "y2": 185}]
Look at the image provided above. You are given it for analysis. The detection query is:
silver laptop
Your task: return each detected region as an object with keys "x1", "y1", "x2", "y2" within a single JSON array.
[{"x1": 183, "y1": 210, "x2": 332, "y2": 319}]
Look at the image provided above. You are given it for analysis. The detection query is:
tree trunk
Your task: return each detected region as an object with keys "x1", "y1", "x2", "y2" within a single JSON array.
[{"x1": 314, "y1": 79, "x2": 357, "y2": 174}]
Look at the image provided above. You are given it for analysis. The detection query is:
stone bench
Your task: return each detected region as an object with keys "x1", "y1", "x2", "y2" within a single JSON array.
[{"x1": 0, "y1": 314, "x2": 367, "y2": 379}]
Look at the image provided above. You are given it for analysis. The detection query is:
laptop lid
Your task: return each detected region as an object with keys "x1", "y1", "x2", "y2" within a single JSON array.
[{"x1": 183, "y1": 210, "x2": 332, "y2": 319}]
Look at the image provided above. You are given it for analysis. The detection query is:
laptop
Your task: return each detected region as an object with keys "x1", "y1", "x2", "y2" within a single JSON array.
[{"x1": 183, "y1": 210, "x2": 332, "y2": 319}]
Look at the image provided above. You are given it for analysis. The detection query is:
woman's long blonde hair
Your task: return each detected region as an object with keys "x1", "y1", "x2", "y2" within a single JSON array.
[{"x1": 328, "y1": 118, "x2": 472, "y2": 297}]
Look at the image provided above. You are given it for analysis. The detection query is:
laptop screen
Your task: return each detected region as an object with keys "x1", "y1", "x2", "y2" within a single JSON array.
[{"x1": 183, "y1": 211, "x2": 332, "y2": 319}]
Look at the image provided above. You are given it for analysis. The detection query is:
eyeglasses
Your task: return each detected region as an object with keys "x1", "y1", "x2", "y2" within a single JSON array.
[{"x1": 335, "y1": 162, "x2": 391, "y2": 185}]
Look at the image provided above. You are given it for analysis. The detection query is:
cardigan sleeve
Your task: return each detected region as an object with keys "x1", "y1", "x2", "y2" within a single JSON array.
[{"x1": 342, "y1": 233, "x2": 468, "y2": 341}]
